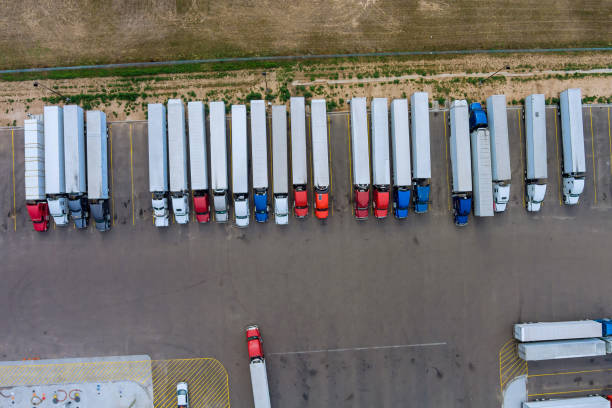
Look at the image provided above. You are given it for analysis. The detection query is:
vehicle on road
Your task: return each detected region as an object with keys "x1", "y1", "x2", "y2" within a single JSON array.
[
  {"x1": 177, "y1": 382, "x2": 189, "y2": 408},
  {"x1": 560, "y1": 88, "x2": 586, "y2": 205},
  {"x1": 371, "y1": 98, "x2": 391, "y2": 218},
  {"x1": 272, "y1": 105, "x2": 289, "y2": 225},
  {"x1": 44, "y1": 106, "x2": 69, "y2": 226},
  {"x1": 350, "y1": 97, "x2": 370, "y2": 219},
  {"x1": 63, "y1": 105, "x2": 88, "y2": 228},
  {"x1": 24, "y1": 115, "x2": 49, "y2": 231},
  {"x1": 291, "y1": 97, "x2": 308, "y2": 218},
  {"x1": 210, "y1": 101, "x2": 229, "y2": 223},
  {"x1": 311, "y1": 99, "x2": 330, "y2": 219},
  {"x1": 232, "y1": 104, "x2": 250, "y2": 227},
  {"x1": 486, "y1": 95, "x2": 511, "y2": 212},
  {"x1": 525, "y1": 94, "x2": 548, "y2": 212},
  {"x1": 187, "y1": 101, "x2": 210, "y2": 223},
  {"x1": 410, "y1": 92, "x2": 431, "y2": 213},
  {"x1": 246, "y1": 325, "x2": 272, "y2": 408},
  {"x1": 168, "y1": 99, "x2": 189, "y2": 224},
  {"x1": 469, "y1": 103, "x2": 494, "y2": 217},
  {"x1": 251, "y1": 100, "x2": 269, "y2": 222},
  {"x1": 147, "y1": 103, "x2": 170, "y2": 227},
  {"x1": 390, "y1": 98, "x2": 411, "y2": 219},
  {"x1": 449, "y1": 100, "x2": 473, "y2": 226},
  {"x1": 86, "y1": 110, "x2": 111, "y2": 231}
]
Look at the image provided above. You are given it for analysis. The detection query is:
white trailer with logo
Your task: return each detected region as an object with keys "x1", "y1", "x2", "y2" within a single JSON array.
[
  {"x1": 210, "y1": 101, "x2": 229, "y2": 222},
  {"x1": 486, "y1": 95, "x2": 511, "y2": 212},
  {"x1": 44, "y1": 106, "x2": 68, "y2": 226},
  {"x1": 147, "y1": 103, "x2": 169, "y2": 227},
  {"x1": 560, "y1": 88, "x2": 586, "y2": 205},
  {"x1": 168, "y1": 99, "x2": 189, "y2": 224},
  {"x1": 525, "y1": 94, "x2": 547, "y2": 212}
]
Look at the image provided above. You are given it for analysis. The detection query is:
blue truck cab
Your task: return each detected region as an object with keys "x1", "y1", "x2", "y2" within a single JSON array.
[
  {"x1": 413, "y1": 182, "x2": 430, "y2": 213},
  {"x1": 596, "y1": 319, "x2": 612, "y2": 336},
  {"x1": 254, "y1": 190, "x2": 269, "y2": 222},
  {"x1": 393, "y1": 187, "x2": 411, "y2": 219},
  {"x1": 453, "y1": 195, "x2": 472, "y2": 226},
  {"x1": 469, "y1": 102, "x2": 488, "y2": 132}
]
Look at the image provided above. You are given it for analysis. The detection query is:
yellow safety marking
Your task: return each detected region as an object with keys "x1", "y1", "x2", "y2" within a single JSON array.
[
  {"x1": 498, "y1": 339, "x2": 528, "y2": 393},
  {"x1": 529, "y1": 368, "x2": 612, "y2": 378},
  {"x1": 307, "y1": 114, "x2": 313, "y2": 216},
  {"x1": 109, "y1": 124, "x2": 116, "y2": 225},
  {"x1": 346, "y1": 113, "x2": 353, "y2": 214},
  {"x1": 553, "y1": 109, "x2": 562, "y2": 206},
  {"x1": 130, "y1": 124, "x2": 135, "y2": 225},
  {"x1": 443, "y1": 111, "x2": 451, "y2": 212},
  {"x1": 11, "y1": 129, "x2": 16, "y2": 231},
  {"x1": 516, "y1": 110, "x2": 526, "y2": 208},
  {"x1": 327, "y1": 114, "x2": 333, "y2": 216},
  {"x1": 590, "y1": 107, "x2": 597, "y2": 204},
  {"x1": 528, "y1": 387, "x2": 612, "y2": 397}
]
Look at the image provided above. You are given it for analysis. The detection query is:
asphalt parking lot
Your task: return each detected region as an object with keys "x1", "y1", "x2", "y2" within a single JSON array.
[{"x1": 0, "y1": 104, "x2": 611, "y2": 407}]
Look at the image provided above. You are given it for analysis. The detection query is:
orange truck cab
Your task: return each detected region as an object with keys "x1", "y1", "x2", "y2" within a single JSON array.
[{"x1": 314, "y1": 187, "x2": 329, "y2": 219}]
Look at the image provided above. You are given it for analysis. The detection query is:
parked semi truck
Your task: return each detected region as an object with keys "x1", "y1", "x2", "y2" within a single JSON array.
[
  {"x1": 272, "y1": 105, "x2": 289, "y2": 225},
  {"x1": 246, "y1": 325, "x2": 272, "y2": 408},
  {"x1": 24, "y1": 115, "x2": 49, "y2": 231},
  {"x1": 514, "y1": 321, "x2": 603, "y2": 342},
  {"x1": 311, "y1": 99, "x2": 330, "y2": 219},
  {"x1": 251, "y1": 100, "x2": 269, "y2": 222},
  {"x1": 86, "y1": 110, "x2": 111, "y2": 231},
  {"x1": 350, "y1": 97, "x2": 370, "y2": 219},
  {"x1": 290, "y1": 97, "x2": 308, "y2": 218},
  {"x1": 371, "y1": 98, "x2": 391, "y2": 218},
  {"x1": 390, "y1": 98, "x2": 411, "y2": 218},
  {"x1": 522, "y1": 396, "x2": 611, "y2": 408},
  {"x1": 469, "y1": 103, "x2": 494, "y2": 217},
  {"x1": 187, "y1": 101, "x2": 210, "y2": 223},
  {"x1": 63, "y1": 105, "x2": 88, "y2": 228},
  {"x1": 486, "y1": 95, "x2": 511, "y2": 212},
  {"x1": 519, "y1": 338, "x2": 606, "y2": 361},
  {"x1": 410, "y1": 92, "x2": 431, "y2": 213},
  {"x1": 232, "y1": 105, "x2": 249, "y2": 227},
  {"x1": 210, "y1": 101, "x2": 229, "y2": 222},
  {"x1": 44, "y1": 106, "x2": 69, "y2": 226},
  {"x1": 560, "y1": 88, "x2": 586, "y2": 205},
  {"x1": 525, "y1": 94, "x2": 548, "y2": 212},
  {"x1": 167, "y1": 99, "x2": 189, "y2": 224},
  {"x1": 147, "y1": 103, "x2": 169, "y2": 227},
  {"x1": 449, "y1": 100, "x2": 472, "y2": 226}
]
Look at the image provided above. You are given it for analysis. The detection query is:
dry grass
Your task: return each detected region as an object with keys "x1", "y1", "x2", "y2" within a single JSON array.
[{"x1": 0, "y1": 0, "x2": 610, "y2": 70}]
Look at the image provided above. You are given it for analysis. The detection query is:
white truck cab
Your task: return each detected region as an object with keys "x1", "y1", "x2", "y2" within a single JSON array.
[
  {"x1": 234, "y1": 196, "x2": 250, "y2": 228},
  {"x1": 171, "y1": 194, "x2": 189, "y2": 224},
  {"x1": 152, "y1": 194, "x2": 169, "y2": 227},
  {"x1": 177, "y1": 382, "x2": 189, "y2": 408},
  {"x1": 213, "y1": 191, "x2": 228, "y2": 223},
  {"x1": 274, "y1": 196, "x2": 289, "y2": 225},
  {"x1": 493, "y1": 184, "x2": 510, "y2": 212},
  {"x1": 48, "y1": 197, "x2": 69, "y2": 225},
  {"x1": 526, "y1": 184, "x2": 546, "y2": 212},
  {"x1": 563, "y1": 178, "x2": 584, "y2": 205}
]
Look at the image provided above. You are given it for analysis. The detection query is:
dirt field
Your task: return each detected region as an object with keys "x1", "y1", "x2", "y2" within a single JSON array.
[
  {"x1": 1, "y1": 52, "x2": 611, "y2": 125},
  {"x1": 1, "y1": 0, "x2": 610, "y2": 70}
]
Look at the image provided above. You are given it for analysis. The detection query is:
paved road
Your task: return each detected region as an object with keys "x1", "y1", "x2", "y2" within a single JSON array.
[{"x1": 0, "y1": 105, "x2": 611, "y2": 407}]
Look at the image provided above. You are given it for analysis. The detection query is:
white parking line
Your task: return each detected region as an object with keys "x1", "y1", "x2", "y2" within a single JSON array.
[{"x1": 268, "y1": 341, "x2": 447, "y2": 356}]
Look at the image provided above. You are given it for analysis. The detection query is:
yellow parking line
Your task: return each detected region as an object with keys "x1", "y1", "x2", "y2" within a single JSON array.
[
  {"x1": 528, "y1": 387, "x2": 612, "y2": 397},
  {"x1": 516, "y1": 110, "x2": 526, "y2": 208},
  {"x1": 327, "y1": 114, "x2": 333, "y2": 216},
  {"x1": 129, "y1": 124, "x2": 135, "y2": 225},
  {"x1": 444, "y1": 111, "x2": 451, "y2": 212},
  {"x1": 529, "y1": 368, "x2": 612, "y2": 378},
  {"x1": 346, "y1": 113, "x2": 353, "y2": 214},
  {"x1": 590, "y1": 107, "x2": 597, "y2": 204},
  {"x1": 109, "y1": 124, "x2": 115, "y2": 225},
  {"x1": 553, "y1": 109, "x2": 562, "y2": 206},
  {"x1": 11, "y1": 129, "x2": 16, "y2": 231}
]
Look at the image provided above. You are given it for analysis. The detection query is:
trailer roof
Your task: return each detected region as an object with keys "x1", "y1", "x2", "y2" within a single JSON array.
[
  {"x1": 410, "y1": 92, "x2": 431, "y2": 179},
  {"x1": 290, "y1": 97, "x2": 307, "y2": 185},
  {"x1": 390, "y1": 99, "x2": 411, "y2": 187},
  {"x1": 310, "y1": 99, "x2": 329, "y2": 188},
  {"x1": 168, "y1": 99, "x2": 188, "y2": 192},
  {"x1": 231, "y1": 105, "x2": 248, "y2": 194},
  {"x1": 525, "y1": 94, "x2": 547, "y2": 180},
  {"x1": 471, "y1": 128, "x2": 494, "y2": 216},
  {"x1": 371, "y1": 98, "x2": 391, "y2": 186},
  {"x1": 449, "y1": 100, "x2": 472, "y2": 192},
  {"x1": 250, "y1": 100, "x2": 268, "y2": 190},
  {"x1": 24, "y1": 117, "x2": 45, "y2": 201},
  {"x1": 560, "y1": 88, "x2": 586, "y2": 174},
  {"x1": 486, "y1": 95, "x2": 511, "y2": 181},
  {"x1": 187, "y1": 101, "x2": 208, "y2": 190},
  {"x1": 209, "y1": 101, "x2": 228, "y2": 191},
  {"x1": 147, "y1": 103, "x2": 168, "y2": 192},
  {"x1": 63, "y1": 105, "x2": 86, "y2": 195},
  {"x1": 350, "y1": 97, "x2": 370, "y2": 186},
  {"x1": 44, "y1": 106, "x2": 65, "y2": 195},
  {"x1": 86, "y1": 110, "x2": 109, "y2": 200},
  {"x1": 272, "y1": 105, "x2": 288, "y2": 194}
]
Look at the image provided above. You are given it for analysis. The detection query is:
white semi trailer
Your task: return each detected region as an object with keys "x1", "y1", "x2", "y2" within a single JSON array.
[
  {"x1": 518, "y1": 338, "x2": 606, "y2": 361},
  {"x1": 290, "y1": 97, "x2": 308, "y2": 217},
  {"x1": 24, "y1": 115, "x2": 49, "y2": 231},
  {"x1": 310, "y1": 99, "x2": 330, "y2": 219},
  {"x1": 522, "y1": 397, "x2": 611, "y2": 408},
  {"x1": 231, "y1": 104, "x2": 249, "y2": 227},
  {"x1": 371, "y1": 98, "x2": 391, "y2": 219},
  {"x1": 272, "y1": 105, "x2": 289, "y2": 225},
  {"x1": 350, "y1": 97, "x2": 370, "y2": 219},
  {"x1": 147, "y1": 103, "x2": 170, "y2": 227},
  {"x1": 187, "y1": 101, "x2": 210, "y2": 223},
  {"x1": 167, "y1": 99, "x2": 189, "y2": 224},
  {"x1": 525, "y1": 94, "x2": 547, "y2": 212},
  {"x1": 210, "y1": 101, "x2": 229, "y2": 222},
  {"x1": 410, "y1": 92, "x2": 432, "y2": 213},
  {"x1": 449, "y1": 100, "x2": 472, "y2": 226},
  {"x1": 63, "y1": 105, "x2": 88, "y2": 228},
  {"x1": 560, "y1": 88, "x2": 586, "y2": 205},
  {"x1": 44, "y1": 106, "x2": 69, "y2": 226},
  {"x1": 250, "y1": 100, "x2": 269, "y2": 222},
  {"x1": 514, "y1": 321, "x2": 603, "y2": 342},
  {"x1": 86, "y1": 110, "x2": 111, "y2": 232},
  {"x1": 470, "y1": 127, "x2": 494, "y2": 217},
  {"x1": 486, "y1": 95, "x2": 511, "y2": 212}
]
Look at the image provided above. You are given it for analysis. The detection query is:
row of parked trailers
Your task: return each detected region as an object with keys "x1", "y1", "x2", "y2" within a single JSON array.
[
  {"x1": 447, "y1": 88, "x2": 586, "y2": 225},
  {"x1": 147, "y1": 98, "x2": 331, "y2": 227},
  {"x1": 24, "y1": 106, "x2": 111, "y2": 232}
]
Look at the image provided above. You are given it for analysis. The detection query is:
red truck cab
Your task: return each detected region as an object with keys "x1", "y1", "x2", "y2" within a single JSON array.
[
  {"x1": 193, "y1": 194, "x2": 210, "y2": 223},
  {"x1": 293, "y1": 186, "x2": 308, "y2": 218},
  {"x1": 246, "y1": 325, "x2": 264, "y2": 360},
  {"x1": 314, "y1": 187, "x2": 329, "y2": 219},
  {"x1": 373, "y1": 188, "x2": 389, "y2": 218},
  {"x1": 354, "y1": 187, "x2": 369, "y2": 219},
  {"x1": 26, "y1": 202, "x2": 49, "y2": 232}
]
